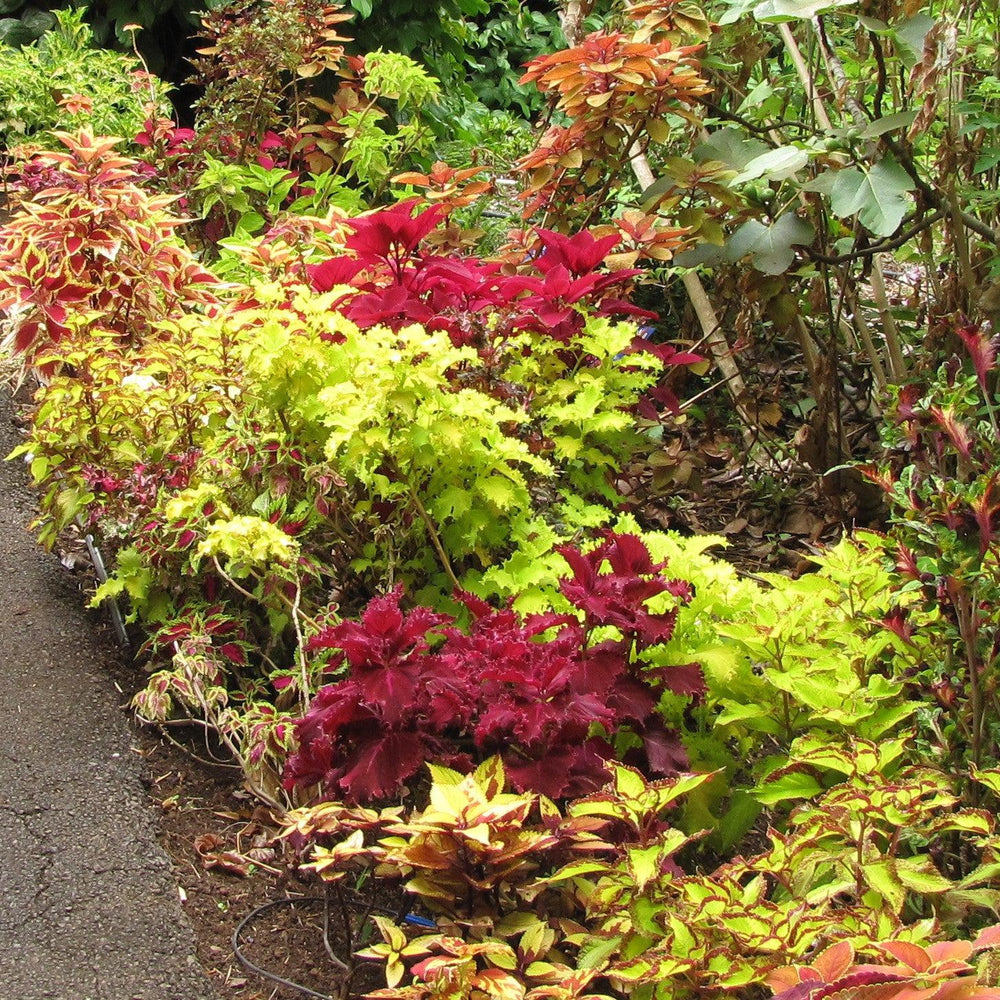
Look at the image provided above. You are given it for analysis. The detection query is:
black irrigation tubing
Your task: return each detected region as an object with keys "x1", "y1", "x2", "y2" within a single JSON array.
[
  {"x1": 232, "y1": 897, "x2": 339, "y2": 1000},
  {"x1": 232, "y1": 893, "x2": 437, "y2": 999}
]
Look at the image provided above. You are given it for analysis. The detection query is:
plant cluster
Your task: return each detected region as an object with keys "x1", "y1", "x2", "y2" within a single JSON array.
[
  {"x1": 862, "y1": 325, "x2": 1000, "y2": 779},
  {"x1": 6, "y1": 0, "x2": 1000, "y2": 996},
  {"x1": 283, "y1": 751, "x2": 1000, "y2": 1000},
  {"x1": 0, "y1": 8, "x2": 170, "y2": 148},
  {"x1": 0, "y1": 130, "x2": 217, "y2": 367},
  {"x1": 285, "y1": 531, "x2": 700, "y2": 801}
]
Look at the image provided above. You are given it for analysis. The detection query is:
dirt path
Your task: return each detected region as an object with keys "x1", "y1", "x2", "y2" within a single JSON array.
[{"x1": 0, "y1": 389, "x2": 218, "y2": 1000}]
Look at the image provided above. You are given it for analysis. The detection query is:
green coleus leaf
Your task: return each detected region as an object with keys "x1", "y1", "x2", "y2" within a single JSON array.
[
  {"x1": 893, "y1": 858, "x2": 953, "y2": 894},
  {"x1": 754, "y1": 770, "x2": 824, "y2": 806},
  {"x1": 829, "y1": 158, "x2": 915, "y2": 237},
  {"x1": 864, "y1": 859, "x2": 907, "y2": 913},
  {"x1": 927, "y1": 808, "x2": 993, "y2": 836},
  {"x1": 577, "y1": 934, "x2": 622, "y2": 970},
  {"x1": 970, "y1": 763, "x2": 1000, "y2": 796},
  {"x1": 958, "y1": 862, "x2": 1000, "y2": 889}
]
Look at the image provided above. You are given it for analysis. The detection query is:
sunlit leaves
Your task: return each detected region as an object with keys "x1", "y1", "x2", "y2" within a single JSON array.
[{"x1": 0, "y1": 130, "x2": 218, "y2": 365}]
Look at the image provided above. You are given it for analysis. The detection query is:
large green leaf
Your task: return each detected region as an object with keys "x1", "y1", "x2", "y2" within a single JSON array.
[
  {"x1": 732, "y1": 145, "x2": 809, "y2": 184},
  {"x1": 753, "y1": 770, "x2": 823, "y2": 805},
  {"x1": 694, "y1": 128, "x2": 770, "y2": 170},
  {"x1": 753, "y1": 0, "x2": 856, "y2": 23},
  {"x1": 725, "y1": 214, "x2": 814, "y2": 274},
  {"x1": 829, "y1": 157, "x2": 915, "y2": 236}
]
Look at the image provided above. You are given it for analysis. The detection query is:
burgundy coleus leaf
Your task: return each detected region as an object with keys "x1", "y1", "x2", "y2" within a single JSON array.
[
  {"x1": 646, "y1": 660, "x2": 704, "y2": 697},
  {"x1": 533, "y1": 228, "x2": 622, "y2": 277},
  {"x1": 629, "y1": 338, "x2": 703, "y2": 366},
  {"x1": 810, "y1": 971, "x2": 913, "y2": 1000},
  {"x1": 558, "y1": 533, "x2": 692, "y2": 649},
  {"x1": 894, "y1": 383, "x2": 922, "y2": 424},
  {"x1": 307, "y1": 588, "x2": 451, "y2": 725},
  {"x1": 880, "y1": 606, "x2": 916, "y2": 644},
  {"x1": 506, "y1": 741, "x2": 611, "y2": 798},
  {"x1": 344, "y1": 200, "x2": 445, "y2": 279},
  {"x1": 593, "y1": 296, "x2": 658, "y2": 321},
  {"x1": 283, "y1": 730, "x2": 337, "y2": 790},
  {"x1": 956, "y1": 321, "x2": 999, "y2": 393},
  {"x1": 307, "y1": 255, "x2": 367, "y2": 292},
  {"x1": 770, "y1": 985, "x2": 823, "y2": 1000},
  {"x1": 637, "y1": 383, "x2": 682, "y2": 418},
  {"x1": 342, "y1": 282, "x2": 436, "y2": 329},
  {"x1": 635, "y1": 719, "x2": 689, "y2": 774},
  {"x1": 337, "y1": 729, "x2": 439, "y2": 801},
  {"x1": 308, "y1": 586, "x2": 450, "y2": 667}
]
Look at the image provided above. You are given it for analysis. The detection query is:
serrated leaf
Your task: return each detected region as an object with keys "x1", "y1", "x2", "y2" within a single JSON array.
[
  {"x1": 577, "y1": 934, "x2": 622, "y2": 970},
  {"x1": 427, "y1": 763, "x2": 465, "y2": 786},
  {"x1": 479, "y1": 476, "x2": 518, "y2": 510},
  {"x1": 971, "y1": 764, "x2": 1000, "y2": 796},
  {"x1": 753, "y1": 771, "x2": 823, "y2": 806},
  {"x1": 864, "y1": 859, "x2": 907, "y2": 913},
  {"x1": 894, "y1": 858, "x2": 953, "y2": 894}
]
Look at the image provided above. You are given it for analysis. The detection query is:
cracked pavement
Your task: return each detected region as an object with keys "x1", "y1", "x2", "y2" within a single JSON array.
[{"x1": 0, "y1": 390, "x2": 218, "y2": 1000}]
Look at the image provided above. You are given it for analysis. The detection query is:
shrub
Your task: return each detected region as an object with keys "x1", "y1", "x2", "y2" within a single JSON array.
[{"x1": 0, "y1": 8, "x2": 170, "y2": 148}]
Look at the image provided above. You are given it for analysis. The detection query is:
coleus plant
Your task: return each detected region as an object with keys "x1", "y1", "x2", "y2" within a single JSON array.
[
  {"x1": 283, "y1": 532, "x2": 703, "y2": 801},
  {"x1": 288, "y1": 752, "x2": 1000, "y2": 1000},
  {"x1": 305, "y1": 199, "x2": 664, "y2": 346},
  {"x1": 0, "y1": 130, "x2": 218, "y2": 365},
  {"x1": 767, "y1": 931, "x2": 1000, "y2": 1000},
  {"x1": 513, "y1": 0, "x2": 710, "y2": 241},
  {"x1": 282, "y1": 758, "x2": 704, "y2": 997},
  {"x1": 862, "y1": 323, "x2": 1000, "y2": 779}
]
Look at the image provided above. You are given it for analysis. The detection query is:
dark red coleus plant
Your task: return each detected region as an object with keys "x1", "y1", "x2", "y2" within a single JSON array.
[{"x1": 283, "y1": 532, "x2": 702, "y2": 801}]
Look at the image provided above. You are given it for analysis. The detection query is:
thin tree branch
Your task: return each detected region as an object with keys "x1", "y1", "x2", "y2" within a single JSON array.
[{"x1": 803, "y1": 210, "x2": 943, "y2": 264}]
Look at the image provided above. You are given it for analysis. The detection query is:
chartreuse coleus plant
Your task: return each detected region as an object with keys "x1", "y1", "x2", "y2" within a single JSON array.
[
  {"x1": 285, "y1": 749, "x2": 1000, "y2": 1000},
  {"x1": 17, "y1": 277, "x2": 672, "y2": 799},
  {"x1": 0, "y1": 8, "x2": 172, "y2": 149},
  {"x1": 8, "y1": 316, "x2": 240, "y2": 550}
]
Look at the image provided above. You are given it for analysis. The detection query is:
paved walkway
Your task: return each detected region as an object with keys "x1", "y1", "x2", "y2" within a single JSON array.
[{"x1": 0, "y1": 391, "x2": 217, "y2": 1000}]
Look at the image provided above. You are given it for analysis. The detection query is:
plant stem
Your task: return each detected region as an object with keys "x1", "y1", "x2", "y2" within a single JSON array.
[{"x1": 408, "y1": 486, "x2": 460, "y2": 591}]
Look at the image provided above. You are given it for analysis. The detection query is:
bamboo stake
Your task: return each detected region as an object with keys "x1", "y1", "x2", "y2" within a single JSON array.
[
  {"x1": 868, "y1": 258, "x2": 908, "y2": 380},
  {"x1": 778, "y1": 23, "x2": 833, "y2": 130},
  {"x1": 630, "y1": 145, "x2": 749, "y2": 406}
]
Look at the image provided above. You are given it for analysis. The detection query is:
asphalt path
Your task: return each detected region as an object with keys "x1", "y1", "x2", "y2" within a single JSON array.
[{"x1": 0, "y1": 389, "x2": 218, "y2": 1000}]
